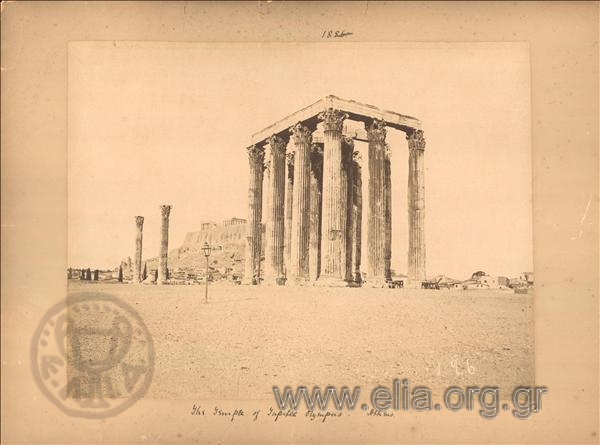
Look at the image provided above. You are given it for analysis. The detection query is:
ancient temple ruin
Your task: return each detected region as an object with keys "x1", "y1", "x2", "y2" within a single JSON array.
[{"x1": 244, "y1": 95, "x2": 426, "y2": 287}]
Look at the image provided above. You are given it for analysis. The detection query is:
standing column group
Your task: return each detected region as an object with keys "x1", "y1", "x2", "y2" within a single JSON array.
[{"x1": 243, "y1": 111, "x2": 425, "y2": 287}]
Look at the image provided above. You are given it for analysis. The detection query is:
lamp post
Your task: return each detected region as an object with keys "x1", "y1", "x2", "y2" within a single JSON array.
[{"x1": 202, "y1": 242, "x2": 211, "y2": 303}]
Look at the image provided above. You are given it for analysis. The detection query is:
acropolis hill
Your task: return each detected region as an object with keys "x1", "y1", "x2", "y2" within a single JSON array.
[{"x1": 143, "y1": 218, "x2": 249, "y2": 278}]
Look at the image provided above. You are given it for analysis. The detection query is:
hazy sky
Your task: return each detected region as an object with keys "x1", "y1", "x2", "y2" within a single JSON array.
[{"x1": 68, "y1": 41, "x2": 532, "y2": 279}]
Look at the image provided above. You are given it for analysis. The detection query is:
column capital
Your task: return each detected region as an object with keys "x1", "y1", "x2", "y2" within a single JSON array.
[
  {"x1": 135, "y1": 216, "x2": 144, "y2": 227},
  {"x1": 160, "y1": 205, "x2": 172, "y2": 218},
  {"x1": 267, "y1": 135, "x2": 287, "y2": 156},
  {"x1": 406, "y1": 129, "x2": 426, "y2": 151},
  {"x1": 365, "y1": 118, "x2": 387, "y2": 143},
  {"x1": 318, "y1": 108, "x2": 348, "y2": 133},
  {"x1": 247, "y1": 144, "x2": 266, "y2": 163},
  {"x1": 289, "y1": 123, "x2": 313, "y2": 145}
]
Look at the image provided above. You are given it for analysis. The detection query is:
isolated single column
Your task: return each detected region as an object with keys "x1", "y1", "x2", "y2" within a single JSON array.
[
  {"x1": 158, "y1": 205, "x2": 172, "y2": 285},
  {"x1": 133, "y1": 216, "x2": 144, "y2": 283}
]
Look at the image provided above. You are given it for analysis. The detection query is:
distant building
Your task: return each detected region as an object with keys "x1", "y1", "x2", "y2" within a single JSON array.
[
  {"x1": 462, "y1": 271, "x2": 508, "y2": 290},
  {"x1": 462, "y1": 279, "x2": 486, "y2": 290},
  {"x1": 510, "y1": 271, "x2": 534, "y2": 289},
  {"x1": 478, "y1": 274, "x2": 499, "y2": 288},
  {"x1": 498, "y1": 276, "x2": 510, "y2": 287},
  {"x1": 430, "y1": 275, "x2": 462, "y2": 289},
  {"x1": 520, "y1": 272, "x2": 534, "y2": 285}
]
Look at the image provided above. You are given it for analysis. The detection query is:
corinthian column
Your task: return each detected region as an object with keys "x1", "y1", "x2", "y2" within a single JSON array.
[
  {"x1": 243, "y1": 145, "x2": 265, "y2": 285},
  {"x1": 384, "y1": 145, "x2": 392, "y2": 281},
  {"x1": 366, "y1": 119, "x2": 387, "y2": 287},
  {"x1": 351, "y1": 153, "x2": 363, "y2": 284},
  {"x1": 407, "y1": 129, "x2": 426, "y2": 283},
  {"x1": 284, "y1": 152, "x2": 294, "y2": 281},
  {"x1": 341, "y1": 137, "x2": 355, "y2": 283},
  {"x1": 158, "y1": 205, "x2": 172, "y2": 285},
  {"x1": 289, "y1": 123, "x2": 312, "y2": 283},
  {"x1": 264, "y1": 135, "x2": 287, "y2": 285},
  {"x1": 309, "y1": 143, "x2": 323, "y2": 282},
  {"x1": 133, "y1": 216, "x2": 144, "y2": 283},
  {"x1": 316, "y1": 108, "x2": 348, "y2": 286}
]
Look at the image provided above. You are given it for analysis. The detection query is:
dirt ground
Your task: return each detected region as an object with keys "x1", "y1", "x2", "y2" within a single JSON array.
[{"x1": 67, "y1": 281, "x2": 534, "y2": 401}]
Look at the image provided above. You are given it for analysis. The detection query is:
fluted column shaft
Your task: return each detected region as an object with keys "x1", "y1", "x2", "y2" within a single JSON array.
[
  {"x1": 367, "y1": 119, "x2": 388, "y2": 286},
  {"x1": 317, "y1": 108, "x2": 348, "y2": 285},
  {"x1": 309, "y1": 144, "x2": 323, "y2": 282},
  {"x1": 284, "y1": 153, "x2": 294, "y2": 279},
  {"x1": 244, "y1": 145, "x2": 265, "y2": 284},
  {"x1": 407, "y1": 130, "x2": 426, "y2": 282},
  {"x1": 133, "y1": 216, "x2": 144, "y2": 283},
  {"x1": 384, "y1": 146, "x2": 392, "y2": 280},
  {"x1": 351, "y1": 157, "x2": 363, "y2": 283},
  {"x1": 158, "y1": 205, "x2": 172, "y2": 285},
  {"x1": 289, "y1": 123, "x2": 312, "y2": 283},
  {"x1": 264, "y1": 136, "x2": 287, "y2": 285},
  {"x1": 342, "y1": 138, "x2": 354, "y2": 282}
]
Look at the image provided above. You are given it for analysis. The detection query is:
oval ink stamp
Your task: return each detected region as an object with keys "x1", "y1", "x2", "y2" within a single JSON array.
[{"x1": 31, "y1": 292, "x2": 155, "y2": 418}]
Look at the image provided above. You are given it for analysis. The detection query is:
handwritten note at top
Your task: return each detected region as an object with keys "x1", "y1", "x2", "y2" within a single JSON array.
[{"x1": 321, "y1": 30, "x2": 353, "y2": 39}]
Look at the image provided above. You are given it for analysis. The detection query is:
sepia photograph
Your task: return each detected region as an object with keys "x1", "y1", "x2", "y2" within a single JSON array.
[
  {"x1": 63, "y1": 40, "x2": 533, "y2": 404},
  {"x1": 1, "y1": 2, "x2": 598, "y2": 444}
]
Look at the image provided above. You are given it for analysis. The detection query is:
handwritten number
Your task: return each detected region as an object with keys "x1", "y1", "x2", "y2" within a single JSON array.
[{"x1": 321, "y1": 30, "x2": 353, "y2": 39}]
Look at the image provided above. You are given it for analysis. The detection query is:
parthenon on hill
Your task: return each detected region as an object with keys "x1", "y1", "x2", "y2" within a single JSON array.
[{"x1": 244, "y1": 95, "x2": 426, "y2": 287}]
